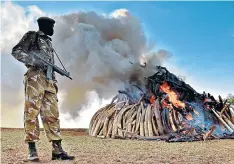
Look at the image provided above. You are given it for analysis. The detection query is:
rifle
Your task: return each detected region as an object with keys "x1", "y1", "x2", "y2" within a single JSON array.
[{"x1": 30, "y1": 51, "x2": 72, "y2": 80}]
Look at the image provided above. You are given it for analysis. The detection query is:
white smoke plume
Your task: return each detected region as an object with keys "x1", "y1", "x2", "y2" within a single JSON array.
[
  {"x1": 51, "y1": 9, "x2": 169, "y2": 117},
  {"x1": 1, "y1": 2, "x2": 169, "y2": 127}
]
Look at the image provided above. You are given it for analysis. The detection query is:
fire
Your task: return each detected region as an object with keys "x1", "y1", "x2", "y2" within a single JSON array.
[
  {"x1": 159, "y1": 81, "x2": 185, "y2": 108},
  {"x1": 161, "y1": 99, "x2": 173, "y2": 110},
  {"x1": 186, "y1": 113, "x2": 193, "y2": 121},
  {"x1": 149, "y1": 95, "x2": 156, "y2": 107}
]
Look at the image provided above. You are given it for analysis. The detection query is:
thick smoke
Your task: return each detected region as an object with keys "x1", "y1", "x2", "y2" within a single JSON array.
[
  {"x1": 1, "y1": 2, "x2": 169, "y2": 127},
  {"x1": 51, "y1": 9, "x2": 169, "y2": 117}
]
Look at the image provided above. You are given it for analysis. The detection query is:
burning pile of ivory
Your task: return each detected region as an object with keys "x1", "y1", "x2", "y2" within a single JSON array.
[{"x1": 89, "y1": 66, "x2": 234, "y2": 142}]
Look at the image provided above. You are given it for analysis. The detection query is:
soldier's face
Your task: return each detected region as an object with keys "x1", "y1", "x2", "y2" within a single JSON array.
[
  {"x1": 47, "y1": 23, "x2": 54, "y2": 36},
  {"x1": 40, "y1": 22, "x2": 54, "y2": 36}
]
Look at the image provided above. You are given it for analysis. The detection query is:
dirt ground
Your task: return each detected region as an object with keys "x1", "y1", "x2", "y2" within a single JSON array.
[{"x1": 1, "y1": 128, "x2": 234, "y2": 164}]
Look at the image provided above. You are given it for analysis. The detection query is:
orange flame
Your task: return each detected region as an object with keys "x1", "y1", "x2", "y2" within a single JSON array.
[
  {"x1": 149, "y1": 95, "x2": 156, "y2": 107},
  {"x1": 186, "y1": 113, "x2": 193, "y2": 121},
  {"x1": 161, "y1": 99, "x2": 173, "y2": 110},
  {"x1": 159, "y1": 81, "x2": 185, "y2": 108}
]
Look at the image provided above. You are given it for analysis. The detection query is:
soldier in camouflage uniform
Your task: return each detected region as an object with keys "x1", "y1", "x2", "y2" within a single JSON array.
[{"x1": 11, "y1": 17, "x2": 74, "y2": 161}]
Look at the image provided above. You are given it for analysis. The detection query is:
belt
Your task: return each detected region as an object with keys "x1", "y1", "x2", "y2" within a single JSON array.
[{"x1": 26, "y1": 66, "x2": 57, "y2": 82}]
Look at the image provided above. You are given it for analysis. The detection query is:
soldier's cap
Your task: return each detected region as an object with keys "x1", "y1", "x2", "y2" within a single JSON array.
[{"x1": 37, "y1": 17, "x2": 55, "y2": 24}]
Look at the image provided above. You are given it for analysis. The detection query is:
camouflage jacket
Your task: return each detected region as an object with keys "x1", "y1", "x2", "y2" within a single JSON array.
[{"x1": 12, "y1": 31, "x2": 56, "y2": 79}]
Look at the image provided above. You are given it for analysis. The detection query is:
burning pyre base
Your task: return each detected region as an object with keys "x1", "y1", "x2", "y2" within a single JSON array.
[{"x1": 89, "y1": 66, "x2": 234, "y2": 142}]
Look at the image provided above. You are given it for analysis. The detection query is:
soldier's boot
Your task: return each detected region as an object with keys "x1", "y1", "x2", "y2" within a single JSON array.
[
  {"x1": 27, "y1": 142, "x2": 39, "y2": 162},
  {"x1": 51, "y1": 140, "x2": 75, "y2": 160}
]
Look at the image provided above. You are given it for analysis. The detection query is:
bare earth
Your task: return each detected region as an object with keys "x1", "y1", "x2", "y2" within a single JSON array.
[{"x1": 1, "y1": 128, "x2": 234, "y2": 164}]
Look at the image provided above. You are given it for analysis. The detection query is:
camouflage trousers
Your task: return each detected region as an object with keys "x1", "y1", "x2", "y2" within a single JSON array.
[{"x1": 24, "y1": 68, "x2": 62, "y2": 142}]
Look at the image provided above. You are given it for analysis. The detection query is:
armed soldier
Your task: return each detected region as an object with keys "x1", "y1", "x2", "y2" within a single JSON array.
[{"x1": 11, "y1": 17, "x2": 74, "y2": 161}]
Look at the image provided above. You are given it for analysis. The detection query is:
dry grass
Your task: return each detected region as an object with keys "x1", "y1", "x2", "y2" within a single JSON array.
[{"x1": 1, "y1": 128, "x2": 234, "y2": 164}]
